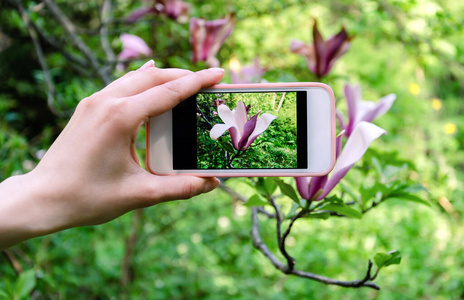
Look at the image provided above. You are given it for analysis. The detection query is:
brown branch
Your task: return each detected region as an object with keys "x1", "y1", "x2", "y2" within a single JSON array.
[
  {"x1": 218, "y1": 182, "x2": 276, "y2": 218},
  {"x1": 250, "y1": 208, "x2": 380, "y2": 290},
  {"x1": 2, "y1": 249, "x2": 23, "y2": 275},
  {"x1": 8, "y1": 0, "x2": 68, "y2": 117},
  {"x1": 42, "y1": 0, "x2": 112, "y2": 85},
  {"x1": 120, "y1": 209, "x2": 143, "y2": 289},
  {"x1": 100, "y1": 0, "x2": 116, "y2": 63},
  {"x1": 269, "y1": 196, "x2": 296, "y2": 271}
]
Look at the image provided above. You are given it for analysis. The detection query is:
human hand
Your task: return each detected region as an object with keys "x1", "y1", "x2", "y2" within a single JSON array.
[{"x1": 0, "y1": 62, "x2": 224, "y2": 248}]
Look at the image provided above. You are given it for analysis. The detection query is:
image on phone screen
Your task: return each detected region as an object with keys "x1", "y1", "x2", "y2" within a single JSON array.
[{"x1": 172, "y1": 91, "x2": 308, "y2": 170}]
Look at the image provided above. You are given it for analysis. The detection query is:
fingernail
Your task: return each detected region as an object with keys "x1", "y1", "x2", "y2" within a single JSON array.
[
  {"x1": 138, "y1": 59, "x2": 155, "y2": 71},
  {"x1": 203, "y1": 178, "x2": 220, "y2": 193},
  {"x1": 208, "y1": 67, "x2": 225, "y2": 74}
]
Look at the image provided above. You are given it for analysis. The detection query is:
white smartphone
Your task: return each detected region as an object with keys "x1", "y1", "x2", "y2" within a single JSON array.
[{"x1": 146, "y1": 83, "x2": 336, "y2": 177}]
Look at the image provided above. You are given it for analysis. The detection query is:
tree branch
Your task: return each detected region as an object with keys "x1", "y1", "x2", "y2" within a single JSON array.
[
  {"x1": 43, "y1": 0, "x2": 112, "y2": 84},
  {"x1": 8, "y1": 0, "x2": 69, "y2": 116},
  {"x1": 120, "y1": 209, "x2": 143, "y2": 289},
  {"x1": 2, "y1": 249, "x2": 23, "y2": 275},
  {"x1": 250, "y1": 207, "x2": 380, "y2": 290},
  {"x1": 269, "y1": 196, "x2": 296, "y2": 271},
  {"x1": 100, "y1": 0, "x2": 116, "y2": 63},
  {"x1": 218, "y1": 182, "x2": 276, "y2": 218}
]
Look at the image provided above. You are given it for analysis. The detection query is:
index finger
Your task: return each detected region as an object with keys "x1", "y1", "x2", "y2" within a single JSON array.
[{"x1": 129, "y1": 68, "x2": 224, "y2": 119}]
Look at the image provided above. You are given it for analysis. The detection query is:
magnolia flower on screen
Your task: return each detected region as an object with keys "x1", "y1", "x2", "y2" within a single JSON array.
[
  {"x1": 117, "y1": 33, "x2": 152, "y2": 70},
  {"x1": 190, "y1": 14, "x2": 235, "y2": 67},
  {"x1": 230, "y1": 58, "x2": 267, "y2": 84},
  {"x1": 290, "y1": 19, "x2": 353, "y2": 78},
  {"x1": 295, "y1": 122, "x2": 386, "y2": 201},
  {"x1": 340, "y1": 83, "x2": 396, "y2": 137},
  {"x1": 210, "y1": 101, "x2": 276, "y2": 151},
  {"x1": 126, "y1": 0, "x2": 190, "y2": 23}
]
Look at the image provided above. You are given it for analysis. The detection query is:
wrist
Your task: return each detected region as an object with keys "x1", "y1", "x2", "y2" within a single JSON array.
[{"x1": 0, "y1": 171, "x2": 60, "y2": 249}]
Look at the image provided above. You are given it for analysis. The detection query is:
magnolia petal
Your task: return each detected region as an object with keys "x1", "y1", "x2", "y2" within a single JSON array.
[
  {"x1": 308, "y1": 175, "x2": 328, "y2": 200},
  {"x1": 229, "y1": 126, "x2": 240, "y2": 150},
  {"x1": 244, "y1": 113, "x2": 277, "y2": 149},
  {"x1": 319, "y1": 122, "x2": 386, "y2": 199},
  {"x1": 190, "y1": 18, "x2": 207, "y2": 63},
  {"x1": 120, "y1": 33, "x2": 152, "y2": 56},
  {"x1": 125, "y1": 7, "x2": 157, "y2": 23},
  {"x1": 361, "y1": 93, "x2": 396, "y2": 123},
  {"x1": 238, "y1": 113, "x2": 258, "y2": 150},
  {"x1": 234, "y1": 101, "x2": 248, "y2": 136},
  {"x1": 325, "y1": 27, "x2": 351, "y2": 74},
  {"x1": 344, "y1": 83, "x2": 362, "y2": 136},
  {"x1": 336, "y1": 109, "x2": 346, "y2": 131},
  {"x1": 190, "y1": 14, "x2": 234, "y2": 65},
  {"x1": 217, "y1": 104, "x2": 237, "y2": 128},
  {"x1": 295, "y1": 177, "x2": 311, "y2": 200},
  {"x1": 210, "y1": 124, "x2": 233, "y2": 140},
  {"x1": 117, "y1": 49, "x2": 140, "y2": 61},
  {"x1": 335, "y1": 131, "x2": 344, "y2": 158}
]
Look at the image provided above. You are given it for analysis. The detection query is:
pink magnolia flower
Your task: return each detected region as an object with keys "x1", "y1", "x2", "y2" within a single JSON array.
[
  {"x1": 117, "y1": 33, "x2": 152, "y2": 70},
  {"x1": 290, "y1": 19, "x2": 353, "y2": 78},
  {"x1": 190, "y1": 14, "x2": 235, "y2": 67},
  {"x1": 118, "y1": 33, "x2": 152, "y2": 60},
  {"x1": 230, "y1": 58, "x2": 267, "y2": 84},
  {"x1": 296, "y1": 122, "x2": 386, "y2": 201},
  {"x1": 342, "y1": 83, "x2": 396, "y2": 137},
  {"x1": 210, "y1": 101, "x2": 276, "y2": 151},
  {"x1": 126, "y1": 0, "x2": 190, "y2": 23}
]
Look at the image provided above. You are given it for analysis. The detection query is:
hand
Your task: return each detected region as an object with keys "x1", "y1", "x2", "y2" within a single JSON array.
[{"x1": 0, "y1": 62, "x2": 224, "y2": 249}]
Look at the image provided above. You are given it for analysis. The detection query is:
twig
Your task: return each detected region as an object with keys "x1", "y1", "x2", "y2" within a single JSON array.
[
  {"x1": 218, "y1": 182, "x2": 275, "y2": 218},
  {"x1": 43, "y1": 0, "x2": 112, "y2": 85},
  {"x1": 100, "y1": 0, "x2": 116, "y2": 64},
  {"x1": 250, "y1": 208, "x2": 380, "y2": 289},
  {"x1": 2, "y1": 249, "x2": 23, "y2": 275},
  {"x1": 8, "y1": 0, "x2": 67, "y2": 116},
  {"x1": 120, "y1": 209, "x2": 143, "y2": 289},
  {"x1": 269, "y1": 196, "x2": 296, "y2": 271}
]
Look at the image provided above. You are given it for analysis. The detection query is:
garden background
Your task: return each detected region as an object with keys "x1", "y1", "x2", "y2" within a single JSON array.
[{"x1": 1, "y1": 0, "x2": 464, "y2": 298}]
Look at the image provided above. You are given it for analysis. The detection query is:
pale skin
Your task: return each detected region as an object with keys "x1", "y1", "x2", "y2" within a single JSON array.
[{"x1": 0, "y1": 61, "x2": 224, "y2": 250}]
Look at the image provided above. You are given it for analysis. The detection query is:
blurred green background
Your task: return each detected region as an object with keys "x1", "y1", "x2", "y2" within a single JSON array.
[{"x1": 1, "y1": 0, "x2": 464, "y2": 298}]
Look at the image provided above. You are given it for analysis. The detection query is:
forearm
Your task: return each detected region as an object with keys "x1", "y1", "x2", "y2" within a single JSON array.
[{"x1": 0, "y1": 172, "x2": 57, "y2": 249}]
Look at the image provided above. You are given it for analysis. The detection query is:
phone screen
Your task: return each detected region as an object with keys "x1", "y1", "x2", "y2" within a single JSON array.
[{"x1": 172, "y1": 91, "x2": 307, "y2": 169}]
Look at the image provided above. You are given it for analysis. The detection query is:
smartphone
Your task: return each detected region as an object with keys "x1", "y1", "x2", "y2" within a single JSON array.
[{"x1": 146, "y1": 83, "x2": 336, "y2": 177}]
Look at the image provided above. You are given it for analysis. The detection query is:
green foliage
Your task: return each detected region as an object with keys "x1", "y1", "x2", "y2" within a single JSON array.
[
  {"x1": 1, "y1": 0, "x2": 464, "y2": 298},
  {"x1": 374, "y1": 250, "x2": 402, "y2": 271}
]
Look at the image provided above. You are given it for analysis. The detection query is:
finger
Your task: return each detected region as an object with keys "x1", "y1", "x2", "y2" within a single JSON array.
[
  {"x1": 100, "y1": 61, "x2": 154, "y2": 92},
  {"x1": 130, "y1": 175, "x2": 220, "y2": 208},
  {"x1": 105, "y1": 68, "x2": 195, "y2": 99},
  {"x1": 131, "y1": 68, "x2": 224, "y2": 118}
]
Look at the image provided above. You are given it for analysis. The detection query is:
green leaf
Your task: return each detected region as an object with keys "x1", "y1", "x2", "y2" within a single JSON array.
[
  {"x1": 244, "y1": 194, "x2": 269, "y2": 207},
  {"x1": 319, "y1": 203, "x2": 362, "y2": 219},
  {"x1": 15, "y1": 269, "x2": 36, "y2": 300},
  {"x1": 388, "y1": 194, "x2": 431, "y2": 207},
  {"x1": 263, "y1": 177, "x2": 277, "y2": 195},
  {"x1": 274, "y1": 179, "x2": 300, "y2": 204},
  {"x1": 218, "y1": 139, "x2": 235, "y2": 154},
  {"x1": 374, "y1": 250, "x2": 402, "y2": 270},
  {"x1": 307, "y1": 211, "x2": 330, "y2": 220}
]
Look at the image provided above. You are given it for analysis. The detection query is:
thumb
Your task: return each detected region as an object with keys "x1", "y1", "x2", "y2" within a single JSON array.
[{"x1": 128, "y1": 174, "x2": 220, "y2": 208}]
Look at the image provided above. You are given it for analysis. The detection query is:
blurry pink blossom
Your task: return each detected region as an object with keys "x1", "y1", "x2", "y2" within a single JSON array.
[
  {"x1": 190, "y1": 14, "x2": 235, "y2": 67},
  {"x1": 290, "y1": 19, "x2": 353, "y2": 78},
  {"x1": 296, "y1": 122, "x2": 386, "y2": 201},
  {"x1": 117, "y1": 33, "x2": 152, "y2": 70},
  {"x1": 126, "y1": 0, "x2": 190, "y2": 23},
  {"x1": 230, "y1": 58, "x2": 267, "y2": 84}
]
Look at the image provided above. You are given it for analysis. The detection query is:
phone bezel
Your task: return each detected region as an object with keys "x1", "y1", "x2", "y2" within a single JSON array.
[{"x1": 146, "y1": 82, "x2": 336, "y2": 177}]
